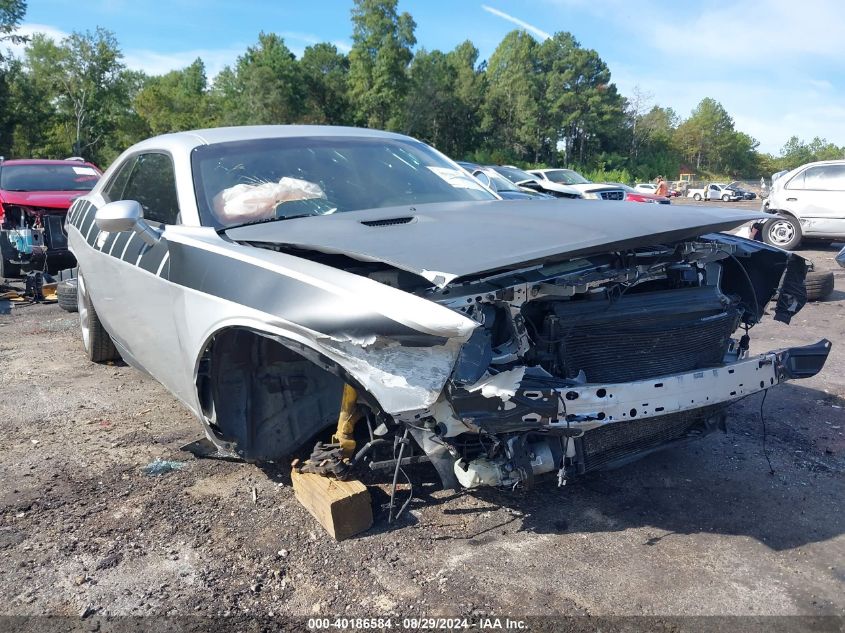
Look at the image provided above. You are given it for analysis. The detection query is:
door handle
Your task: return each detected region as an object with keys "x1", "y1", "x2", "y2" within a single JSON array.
[{"x1": 787, "y1": 197, "x2": 797, "y2": 201}]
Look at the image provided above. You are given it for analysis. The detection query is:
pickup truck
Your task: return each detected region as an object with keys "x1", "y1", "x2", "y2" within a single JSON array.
[{"x1": 686, "y1": 183, "x2": 742, "y2": 202}]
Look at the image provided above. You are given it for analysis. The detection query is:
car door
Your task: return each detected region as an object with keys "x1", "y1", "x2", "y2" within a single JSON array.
[
  {"x1": 707, "y1": 184, "x2": 720, "y2": 200},
  {"x1": 74, "y1": 152, "x2": 188, "y2": 396},
  {"x1": 784, "y1": 164, "x2": 845, "y2": 224}
]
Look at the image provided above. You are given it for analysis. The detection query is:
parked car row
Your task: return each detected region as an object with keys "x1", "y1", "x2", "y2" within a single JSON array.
[{"x1": 458, "y1": 163, "x2": 672, "y2": 205}]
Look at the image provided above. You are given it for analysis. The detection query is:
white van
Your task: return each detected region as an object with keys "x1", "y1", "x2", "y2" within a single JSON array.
[{"x1": 763, "y1": 160, "x2": 845, "y2": 250}]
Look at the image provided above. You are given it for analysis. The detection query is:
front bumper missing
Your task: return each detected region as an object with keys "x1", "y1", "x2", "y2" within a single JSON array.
[
  {"x1": 446, "y1": 340, "x2": 830, "y2": 489},
  {"x1": 449, "y1": 339, "x2": 832, "y2": 435}
]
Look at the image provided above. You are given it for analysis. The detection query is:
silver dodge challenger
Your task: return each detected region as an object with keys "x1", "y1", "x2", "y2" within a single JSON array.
[{"x1": 67, "y1": 125, "x2": 830, "y2": 491}]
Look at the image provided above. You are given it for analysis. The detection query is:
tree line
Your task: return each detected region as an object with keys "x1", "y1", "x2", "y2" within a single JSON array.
[{"x1": 1, "y1": 0, "x2": 842, "y2": 181}]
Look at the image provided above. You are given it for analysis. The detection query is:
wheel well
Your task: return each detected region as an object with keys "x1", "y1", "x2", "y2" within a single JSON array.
[{"x1": 196, "y1": 327, "x2": 347, "y2": 460}]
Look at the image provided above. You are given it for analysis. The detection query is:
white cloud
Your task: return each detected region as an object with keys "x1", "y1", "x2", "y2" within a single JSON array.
[
  {"x1": 279, "y1": 31, "x2": 352, "y2": 54},
  {"x1": 122, "y1": 47, "x2": 243, "y2": 78},
  {"x1": 651, "y1": 0, "x2": 845, "y2": 64},
  {"x1": 481, "y1": 4, "x2": 551, "y2": 40},
  {"x1": 4, "y1": 23, "x2": 70, "y2": 57},
  {"x1": 611, "y1": 62, "x2": 845, "y2": 154}
]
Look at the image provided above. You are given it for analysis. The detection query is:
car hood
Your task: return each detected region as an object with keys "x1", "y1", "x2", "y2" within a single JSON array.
[
  {"x1": 225, "y1": 199, "x2": 765, "y2": 287},
  {"x1": 563, "y1": 183, "x2": 622, "y2": 194},
  {"x1": 0, "y1": 190, "x2": 81, "y2": 209}
]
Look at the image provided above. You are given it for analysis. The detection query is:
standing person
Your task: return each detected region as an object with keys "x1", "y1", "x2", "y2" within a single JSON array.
[{"x1": 655, "y1": 176, "x2": 669, "y2": 197}]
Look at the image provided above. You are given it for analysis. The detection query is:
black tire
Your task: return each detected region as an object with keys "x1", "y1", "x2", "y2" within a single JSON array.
[
  {"x1": 0, "y1": 255, "x2": 21, "y2": 279},
  {"x1": 693, "y1": 193, "x2": 702, "y2": 201},
  {"x1": 57, "y1": 278, "x2": 78, "y2": 312},
  {"x1": 805, "y1": 270, "x2": 835, "y2": 301},
  {"x1": 762, "y1": 214, "x2": 802, "y2": 250},
  {"x1": 78, "y1": 270, "x2": 120, "y2": 362},
  {"x1": 722, "y1": 194, "x2": 730, "y2": 202}
]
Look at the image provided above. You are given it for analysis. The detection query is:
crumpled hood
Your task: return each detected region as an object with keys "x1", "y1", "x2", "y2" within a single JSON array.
[
  {"x1": 0, "y1": 190, "x2": 80, "y2": 210},
  {"x1": 226, "y1": 199, "x2": 765, "y2": 287}
]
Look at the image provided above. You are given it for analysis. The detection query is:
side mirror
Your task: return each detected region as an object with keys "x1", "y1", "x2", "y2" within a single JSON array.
[{"x1": 95, "y1": 200, "x2": 160, "y2": 246}]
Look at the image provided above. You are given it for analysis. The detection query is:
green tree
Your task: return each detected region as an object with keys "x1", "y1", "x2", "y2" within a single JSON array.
[
  {"x1": 299, "y1": 43, "x2": 350, "y2": 124},
  {"x1": 538, "y1": 32, "x2": 626, "y2": 166},
  {"x1": 216, "y1": 33, "x2": 302, "y2": 125},
  {"x1": 402, "y1": 48, "x2": 462, "y2": 154},
  {"x1": 482, "y1": 30, "x2": 541, "y2": 162},
  {"x1": 24, "y1": 28, "x2": 126, "y2": 162},
  {"x1": 630, "y1": 105, "x2": 680, "y2": 179},
  {"x1": 348, "y1": 0, "x2": 416, "y2": 129},
  {"x1": 134, "y1": 58, "x2": 215, "y2": 134},
  {"x1": 446, "y1": 40, "x2": 486, "y2": 157},
  {"x1": 0, "y1": 0, "x2": 26, "y2": 55}
]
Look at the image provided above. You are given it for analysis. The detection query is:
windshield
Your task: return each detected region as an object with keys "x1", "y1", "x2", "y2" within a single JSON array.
[
  {"x1": 478, "y1": 169, "x2": 522, "y2": 192},
  {"x1": 490, "y1": 165, "x2": 538, "y2": 184},
  {"x1": 191, "y1": 136, "x2": 496, "y2": 228},
  {"x1": 0, "y1": 163, "x2": 100, "y2": 192},
  {"x1": 543, "y1": 169, "x2": 591, "y2": 185}
]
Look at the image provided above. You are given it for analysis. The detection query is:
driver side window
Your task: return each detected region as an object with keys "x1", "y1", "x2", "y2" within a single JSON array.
[{"x1": 117, "y1": 153, "x2": 180, "y2": 225}]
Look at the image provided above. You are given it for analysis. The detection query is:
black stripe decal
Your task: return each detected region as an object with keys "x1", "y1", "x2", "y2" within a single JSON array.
[
  {"x1": 99, "y1": 232, "x2": 118, "y2": 253},
  {"x1": 110, "y1": 231, "x2": 131, "y2": 258},
  {"x1": 167, "y1": 241, "x2": 429, "y2": 340},
  {"x1": 121, "y1": 233, "x2": 146, "y2": 263},
  {"x1": 137, "y1": 241, "x2": 168, "y2": 274},
  {"x1": 79, "y1": 203, "x2": 95, "y2": 236}
]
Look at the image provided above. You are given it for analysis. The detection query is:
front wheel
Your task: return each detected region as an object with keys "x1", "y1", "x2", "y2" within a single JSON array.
[
  {"x1": 762, "y1": 214, "x2": 802, "y2": 250},
  {"x1": 78, "y1": 270, "x2": 120, "y2": 362},
  {"x1": 722, "y1": 194, "x2": 730, "y2": 202}
]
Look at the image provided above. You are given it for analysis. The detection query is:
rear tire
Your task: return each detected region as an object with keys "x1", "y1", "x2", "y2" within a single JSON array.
[
  {"x1": 805, "y1": 270, "x2": 835, "y2": 301},
  {"x1": 57, "y1": 278, "x2": 78, "y2": 312},
  {"x1": 0, "y1": 256, "x2": 21, "y2": 279},
  {"x1": 693, "y1": 193, "x2": 702, "y2": 201},
  {"x1": 78, "y1": 270, "x2": 120, "y2": 362},
  {"x1": 762, "y1": 214, "x2": 802, "y2": 250}
]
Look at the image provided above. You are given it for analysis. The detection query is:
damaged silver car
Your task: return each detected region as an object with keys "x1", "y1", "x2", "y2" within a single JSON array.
[{"x1": 67, "y1": 126, "x2": 830, "y2": 494}]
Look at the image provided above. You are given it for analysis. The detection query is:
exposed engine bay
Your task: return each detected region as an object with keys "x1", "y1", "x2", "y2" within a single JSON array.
[
  {"x1": 235, "y1": 230, "x2": 828, "y2": 494},
  {"x1": 0, "y1": 205, "x2": 69, "y2": 272},
  {"x1": 383, "y1": 233, "x2": 826, "y2": 490}
]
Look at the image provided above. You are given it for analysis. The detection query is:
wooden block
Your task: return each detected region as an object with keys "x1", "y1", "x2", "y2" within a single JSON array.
[{"x1": 291, "y1": 470, "x2": 373, "y2": 541}]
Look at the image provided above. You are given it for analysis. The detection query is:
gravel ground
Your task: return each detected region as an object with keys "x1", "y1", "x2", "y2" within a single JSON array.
[{"x1": 0, "y1": 235, "x2": 843, "y2": 628}]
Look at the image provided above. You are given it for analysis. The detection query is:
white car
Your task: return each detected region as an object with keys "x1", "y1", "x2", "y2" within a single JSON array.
[
  {"x1": 528, "y1": 168, "x2": 626, "y2": 200},
  {"x1": 687, "y1": 183, "x2": 742, "y2": 202},
  {"x1": 63, "y1": 125, "x2": 829, "y2": 499},
  {"x1": 761, "y1": 160, "x2": 845, "y2": 250},
  {"x1": 634, "y1": 183, "x2": 657, "y2": 194}
]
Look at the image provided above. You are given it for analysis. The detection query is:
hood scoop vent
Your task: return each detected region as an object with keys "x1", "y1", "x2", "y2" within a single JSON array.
[{"x1": 360, "y1": 216, "x2": 414, "y2": 227}]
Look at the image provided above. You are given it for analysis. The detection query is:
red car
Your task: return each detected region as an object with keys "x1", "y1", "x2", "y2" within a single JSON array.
[
  {"x1": 0, "y1": 158, "x2": 101, "y2": 277},
  {"x1": 608, "y1": 183, "x2": 672, "y2": 205}
]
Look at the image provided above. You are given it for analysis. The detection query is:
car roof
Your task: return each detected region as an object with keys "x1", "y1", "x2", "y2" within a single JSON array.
[
  {"x1": 127, "y1": 125, "x2": 417, "y2": 154},
  {"x1": 0, "y1": 158, "x2": 99, "y2": 168}
]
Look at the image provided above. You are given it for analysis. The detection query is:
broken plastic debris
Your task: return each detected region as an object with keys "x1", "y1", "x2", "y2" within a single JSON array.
[
  {"x1": 142, "y1": 458, "x2": 186, "y2": 476},
  {"x1": 467, "y1": 367, "x2": 527, "y2": 400}
]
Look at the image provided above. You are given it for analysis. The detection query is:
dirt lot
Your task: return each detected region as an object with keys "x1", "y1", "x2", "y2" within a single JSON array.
[{"x1": 0, "y1": 230, "x2": 843, "y2": 627}]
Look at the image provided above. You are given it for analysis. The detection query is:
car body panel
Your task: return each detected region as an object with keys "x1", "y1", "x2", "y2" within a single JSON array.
[
  {"x1": 766, "y1": 160, "x2": 845, "y2": 238},
  {"x1": 226, "y1": 199, "x2": 761, "y2": 285}
]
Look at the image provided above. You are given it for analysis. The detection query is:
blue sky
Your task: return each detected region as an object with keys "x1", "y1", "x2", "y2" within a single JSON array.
[{"x1": 11, "y1": 0, "x2": 845, "y2": 154}]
